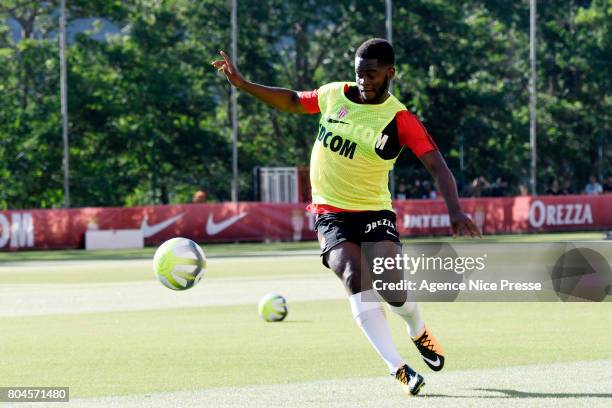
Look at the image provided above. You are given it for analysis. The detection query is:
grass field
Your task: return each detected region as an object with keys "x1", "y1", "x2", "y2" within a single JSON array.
[{"x1": 1, "y1": 232, "x2": 611, "y2": 407}]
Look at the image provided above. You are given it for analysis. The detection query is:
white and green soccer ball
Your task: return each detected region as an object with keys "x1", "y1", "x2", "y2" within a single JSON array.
[
  {"x1": 258, "y1": 293, "x2": 288, "y2": 322},
  {"x1": 153, "y1": 237, "x2": 206, "y2": 290}
]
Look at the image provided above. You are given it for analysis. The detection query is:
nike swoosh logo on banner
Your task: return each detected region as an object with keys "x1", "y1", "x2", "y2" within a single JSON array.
[
  {"x1": 422, "y1": 355, "x2": 441, "y2": 367},
  {"x1": 206, "y1": 212, "x2": 248, "y2": 236},
  {"x1": 141, "y1": 213, "x2": 185, "y2": 238},
  {"x1": 326, "y1": 117, "x2": 349, "y2": 125}
]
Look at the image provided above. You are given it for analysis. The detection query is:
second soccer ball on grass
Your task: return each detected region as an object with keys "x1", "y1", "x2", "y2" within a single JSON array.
[{"x1": 258, "y1": 293, "x2": 288, "y2": 322}]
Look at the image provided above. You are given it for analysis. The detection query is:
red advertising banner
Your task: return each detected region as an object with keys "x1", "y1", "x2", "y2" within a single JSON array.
[
  {"x1": 0, "y1": 195, "x2": 610, "y2": 251},
  {"x1": 394, "y1": 195, "x2": 610, "y2": 236}
]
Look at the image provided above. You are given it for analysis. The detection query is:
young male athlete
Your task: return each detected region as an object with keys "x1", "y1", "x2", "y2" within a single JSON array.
[{"x1": 212, "y1": 38, "x2": 480, "y2": 396}]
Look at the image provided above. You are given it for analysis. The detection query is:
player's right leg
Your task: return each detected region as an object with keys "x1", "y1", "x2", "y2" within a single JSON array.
[
  {"x1": 324, "y1": 242, "x2": 424, "y2": 395},
  {"x1": 314, "y1": 213, "x2": 424, "y2": 395},
  {"x1": 324, "y1": 241, "x2": 404, "y2": 373},
  {"x1": 360, "y1": 211, "x2": 445, "y2": 372}
]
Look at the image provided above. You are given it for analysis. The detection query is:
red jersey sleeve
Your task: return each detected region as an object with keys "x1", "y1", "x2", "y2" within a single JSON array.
[
  {"x1": 396, "y1": 110, "x2": 438, "y2": 157},
  {"x1": 297, "y1": 89, "x2": 320, "y2": 114}
]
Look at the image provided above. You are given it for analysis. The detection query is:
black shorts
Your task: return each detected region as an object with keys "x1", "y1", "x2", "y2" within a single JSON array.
[{"x1": 314, "y1": 210, "x2": 401, "y2": 268}]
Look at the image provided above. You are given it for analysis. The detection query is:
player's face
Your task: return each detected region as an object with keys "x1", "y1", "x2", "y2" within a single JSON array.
[{"x1": 355, "y1": 57, "x2": 395, "y2": 103}]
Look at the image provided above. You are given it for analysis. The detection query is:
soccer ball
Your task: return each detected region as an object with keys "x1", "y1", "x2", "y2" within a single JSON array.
[
  {"x1": 258, "y1": 293, "x2": 288, "y2": 322},
  {"x1": 153, "y1": 237, "x2": 206, "y2": 290}
]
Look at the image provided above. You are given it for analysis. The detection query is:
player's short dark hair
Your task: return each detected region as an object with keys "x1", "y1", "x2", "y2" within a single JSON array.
[{"x1": 356, "y1": 38, "x2": 395, "y2": 66}]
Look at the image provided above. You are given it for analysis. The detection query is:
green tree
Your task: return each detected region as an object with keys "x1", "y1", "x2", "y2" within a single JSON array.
[{"x1": 0, "y1": 0, "x2": 609, "y2": 209}]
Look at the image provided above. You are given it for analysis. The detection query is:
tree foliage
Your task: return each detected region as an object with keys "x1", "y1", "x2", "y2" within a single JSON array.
[{"x1": 0, "y1": 0, "x2": 609, "y2": 209}]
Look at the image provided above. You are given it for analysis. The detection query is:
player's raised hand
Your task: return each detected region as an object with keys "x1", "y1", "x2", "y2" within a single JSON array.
[
  {"x1": 211, "y1": 50, "x2": 245, "y2": 87},
  {"x1": 450, "y1": 211, "x2": 482, "y2": 239}
]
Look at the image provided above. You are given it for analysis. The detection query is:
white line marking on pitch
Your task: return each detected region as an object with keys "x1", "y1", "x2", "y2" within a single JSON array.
[
  {"x1": 0, "y1": 275, "x2": 345, "y2": 317},
  {"x1": 21, "y1": 359, "x2": 612, "y2": 408}
]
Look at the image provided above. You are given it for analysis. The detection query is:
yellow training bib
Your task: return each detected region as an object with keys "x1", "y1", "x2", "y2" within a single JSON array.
[{"x1": 310, "y1": 82, "x2": 406, "y2": 211}]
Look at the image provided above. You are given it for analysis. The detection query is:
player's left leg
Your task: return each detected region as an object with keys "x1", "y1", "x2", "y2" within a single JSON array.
[{"x1": 409, "y1": 325, "x2": 445, "y2": 372}]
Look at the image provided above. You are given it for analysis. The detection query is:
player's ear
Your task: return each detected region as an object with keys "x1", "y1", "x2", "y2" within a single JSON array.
[{"x1": 387, "y1": 66, "x2": 396, "y2": 80}]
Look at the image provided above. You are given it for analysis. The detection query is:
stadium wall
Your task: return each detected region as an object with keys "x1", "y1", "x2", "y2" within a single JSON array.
[{"x1": 0, "y1": 195, "x2": 610, "y2": 250}]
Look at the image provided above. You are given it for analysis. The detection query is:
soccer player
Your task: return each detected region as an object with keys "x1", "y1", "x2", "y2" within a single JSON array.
[{"x1": 212, "y1": 38, "x2": 480, "y2": 396}]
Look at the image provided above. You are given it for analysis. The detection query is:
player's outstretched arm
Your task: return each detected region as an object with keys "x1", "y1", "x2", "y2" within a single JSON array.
[
  {"x1": 211, "y1": 51, "x2": 308, "y2": 114},
  {"x1": 419, "y1": 151, "x2": 482, "y2": 238}
]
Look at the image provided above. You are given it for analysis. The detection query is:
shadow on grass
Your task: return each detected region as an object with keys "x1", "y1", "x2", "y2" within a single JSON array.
[
  {"x1": 280, "y1": 320, "x2": 312, "y2": 324},
  {"x1": 476, "y1": 388, "x2": 612, "y2": 398},
  {"x1": 425, "y1": 388, "x2": 612, "y2": 399}
]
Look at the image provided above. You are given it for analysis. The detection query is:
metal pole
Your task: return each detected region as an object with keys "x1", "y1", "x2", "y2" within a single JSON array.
[
  {"x1": 459, "y1": 131, "x2": 465, "y2": 193},
  {"x1": 59, "y1": 0, "x2": 70, "y2": 207},
  {"x1": 386, "y1": 0, "x2": 393, "y2": 93},
  {"x1": 529, "y1": 0, "x2": 537, "y2": 195},
  {"x1": 386, "y1": 0, "x2": 396, "y2": 198},
  {"x1": 597, "y1": 140, "x2": 603, "y2": 182},
  {"x1": 230, "y1": 0, "x2": 238, "y2": 202}
]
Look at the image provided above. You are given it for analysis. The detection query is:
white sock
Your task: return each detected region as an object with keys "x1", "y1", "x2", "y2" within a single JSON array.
[
  {"x1": 388, "y1": 301, "x2": 425, "y2": 338},
  {"x1": 349, "y1": 289, "x2": 404, "y2": 374}
]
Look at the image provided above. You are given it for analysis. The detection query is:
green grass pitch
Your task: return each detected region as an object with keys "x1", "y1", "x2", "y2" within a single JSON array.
[
  {"x1": 0, "y1": 232, "x2": 610, "y2": 403},
  {"x1": 2, "y1": 301, "x2": 611, "y2": 397}
]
